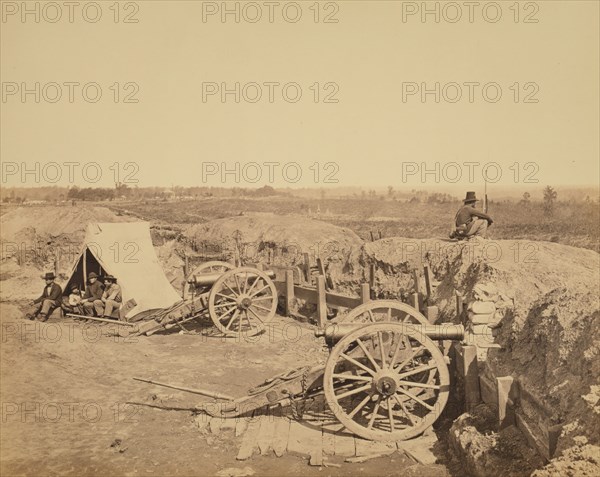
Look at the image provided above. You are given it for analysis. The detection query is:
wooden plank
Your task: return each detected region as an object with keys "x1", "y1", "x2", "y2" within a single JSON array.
[
  {"x1": 236, "y1": 413, "x2": 261, "y2": 460},
  {"x1": 209, "y1": 417, "x2": 222, "y2": 434},
  {"x1": 355, "y1": 437, "x2": 396, "y2": 457},
  {"x1": 257, "y1": 413, "x2": 276, "y2": 456},
  {"x1": 322, "y1": 427, "x2": 336, "y2": 456},
  {"x1": 325, "y1": 292, "x2": 361, "y2": 310},
  {"x1": 333, "y1": 430, "x2": 356, "y2": 457},
  {"x1": 287, "y1": 419, "x2": 322, "y2": 457},
  {"x1": 316, "y1": 276, "x2": 328, "y2": 328},
  {"x1": 235, "y1": 417, "x2": 249, "y2": 437},
  {"x1": 272, "y1": 408, "x2": 290, "y2": 457}
]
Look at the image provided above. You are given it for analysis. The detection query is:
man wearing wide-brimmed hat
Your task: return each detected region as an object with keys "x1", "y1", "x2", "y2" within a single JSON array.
[
  {"x1": 82, "y1": 272, "x2": 104, "y2": 316},
  {"x1": 26, "y1": 272, "x2": 63, "y2": 322},
  {"x1": 93, "y1": 275, "x2": 122, "y2": 318},
  {"x1": 450, "y1": 191, "x2": 494, "y2": 240}
]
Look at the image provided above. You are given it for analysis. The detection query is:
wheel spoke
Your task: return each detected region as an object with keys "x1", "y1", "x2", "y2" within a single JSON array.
[
  {"x1": 367, "y1": 310, "x2": 376, "y2": 322},
  {"x1": 348, "y1": 393, "x2": 373, "y2": 418},
  {"x1": 332, "y1": 373, "x2": 372, "y2": 382},
  {"x1": 398, "y1": 380, "x2": 440, "y2": 390},
  {"x1": 223, "y1": 282, "x2": 239, "y2": 298},
  {"x1": 340, "y1": 353, "x2": 376, "y2": 376},
  {"x1": 355, "y1": 338, "x2": 381, "y2": 372},
  {"x1": 249, "y1": 285, "x2": 270, "y2": 298},
  {"x1": 224, "y1": 309, "x2": 240, "y2": 330},
  {"x1": 387, "y1": 399, "x2": 395, "y2": 432},
  {"x1": 213, "y1": 302, "x2": 236, "y2": 310},
  {"x1": 387, "y1": 308, "x2": 392, "y2": 321},
  {"x1": 397, "y1": 388, "x2": 435, "y2": 411},
  {"x1": 246, "y1": 275, "x2": 260, "y2": 294},
  {"x1": 215, "y1": 292, "x2": 237, "y2": 302},
  {"x1": 335, "y1": 383, "x2": 372, "y2": 401},
  {"x1": 251, "y1": 295, "x2": 273, "y2": 301},
  {"x1": 378, "y1": 331, "x2": 386, "y2": 368},
  {"x1": 393, "y1": 394, "x2": 416, "y2": 426},
  {"x1": 242, "y1": 272, "x2": 248, "y2": 294},
  {"x1": 367, "y1": 398, "x2": 382, "y2": 429},
  {"x1": 247, "y1": 307, "x2": 265, "y2": 324},
  {"x1": 388, "y1": 334, "x2": 404, "y2": 370},
  {"x1": 250, "y1": 303, "x2": 273, "y2": 312},
  {"x1": 233, "y1": 274, "x2": 242, "y2": 294},
  {"x1": 397, "y1": 362, "x2": 438, "y2": 380},
  {"x1": 395, "y1": 344, "x2": 425, "y2": 372}
]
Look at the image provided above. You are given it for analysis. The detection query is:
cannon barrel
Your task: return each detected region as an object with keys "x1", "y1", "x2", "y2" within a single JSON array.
[
  {"x1": 315, "y1": 322, "x2": 465, "y2": 344},
  {"x1": 189, "y1": 269, "x2": 275, "y2": 287}
]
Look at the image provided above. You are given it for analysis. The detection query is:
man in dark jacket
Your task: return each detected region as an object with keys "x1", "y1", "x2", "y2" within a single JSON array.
[
  {"x1": 82, "y1": 272, "x2": 104, "y2": 316},
  {"x1": 450, "y1": 191, "x2": 494, "y2": 239},
  {"x1": 26, "y1": 272, "x2": 63, "y2": 322}
]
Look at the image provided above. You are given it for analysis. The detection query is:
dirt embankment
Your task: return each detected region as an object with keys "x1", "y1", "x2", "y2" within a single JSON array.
[
  {"x1": 362, "y1": 236, "x2": 600, "y2": 474},
  {"x1": 184, "y1": 214, "x2": 364, "y2": 284}
]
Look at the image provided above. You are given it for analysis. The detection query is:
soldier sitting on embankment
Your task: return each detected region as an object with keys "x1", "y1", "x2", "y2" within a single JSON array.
[{"x1": 450, "y1": 191, "x2": 494, "y2": 240}]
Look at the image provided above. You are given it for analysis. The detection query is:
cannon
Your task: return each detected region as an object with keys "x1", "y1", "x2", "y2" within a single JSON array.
[
  {"x1": 135, "y1": 300, "x2": 466, "y2": 442},
  {"x1": 122, "y1": 261, "x2": 279, "y2": 338}
]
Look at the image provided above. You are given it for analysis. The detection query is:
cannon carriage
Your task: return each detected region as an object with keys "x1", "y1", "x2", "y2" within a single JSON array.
[
  {"x1": 136, "y1": 299, "x2": 465, "y2": 442},
  {"x1": 122, "y1": 261, "x2": 279, "y2": 338}
]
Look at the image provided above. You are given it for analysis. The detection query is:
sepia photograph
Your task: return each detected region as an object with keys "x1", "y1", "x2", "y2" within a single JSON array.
[{"x1": 1, "y1": 1, "x2": 598, "y2": 476}]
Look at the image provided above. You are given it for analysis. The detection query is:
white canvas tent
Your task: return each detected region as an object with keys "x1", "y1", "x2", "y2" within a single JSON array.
[{"x1": 65, "y1": 222, "x2": 181, "y2": 319}]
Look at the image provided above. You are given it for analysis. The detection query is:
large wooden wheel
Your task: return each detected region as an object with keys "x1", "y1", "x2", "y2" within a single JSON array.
[
  {"x1": 323, "y1": 322, "x2": 449, "y2": 441},
  {"x1": 208, "y1": 267, "x2": 278, "y2": 337},
  {"x1": 340, "y1": 300, "x2": 429, "y2": 325},
  {"x1": 183, "y1": 261, "x2": 234, "y2": 299}
]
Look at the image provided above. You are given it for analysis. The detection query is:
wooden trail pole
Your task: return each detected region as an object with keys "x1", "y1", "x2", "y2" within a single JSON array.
[
  {"x1": 66, "y1": 313, "x2": 136, "y2": 327},
  {"x1": 133, "y1": 377, "x2": 236, "y2": 401}
]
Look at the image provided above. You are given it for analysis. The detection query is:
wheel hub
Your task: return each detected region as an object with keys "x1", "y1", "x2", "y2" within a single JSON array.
[
  {"x1": 372, "y1": 370, "x2": 398, "y2": 396},
  {"x1": 237, "y1": 295, "x2": 252, "y2": 310}
]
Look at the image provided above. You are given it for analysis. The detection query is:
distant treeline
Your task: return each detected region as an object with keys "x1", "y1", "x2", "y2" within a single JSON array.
[{"x1": 1, "y1": 185, "x2": 288, "y2": 203}]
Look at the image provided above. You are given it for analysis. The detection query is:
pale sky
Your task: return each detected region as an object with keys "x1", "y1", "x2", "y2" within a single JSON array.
[{"x1": 1, "y1": 0, "x2": 599, "y2": 189}]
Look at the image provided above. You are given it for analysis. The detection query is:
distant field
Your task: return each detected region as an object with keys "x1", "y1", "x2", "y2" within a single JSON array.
[{"x1": 106, "y1": 197, "x2": 600, "y2": 253}]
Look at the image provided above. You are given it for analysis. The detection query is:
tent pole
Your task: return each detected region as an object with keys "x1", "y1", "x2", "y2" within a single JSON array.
[{"x1": 83, "y1": 248, "x2": 87, "y2": 291}]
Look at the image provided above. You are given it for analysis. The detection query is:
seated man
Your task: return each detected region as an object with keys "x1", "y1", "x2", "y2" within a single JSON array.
[
  {"x1": 450, "y1": 191, "x2": 494, "y2": 240},
  {"x1": 61, "y1": 285, "x2": 85, "y2": 315},
  {"x1": 93, "y1": 275, "x2": 122, "y2": 319},
  {"x1": 82, "y1": 272, "x2": 104, "y2": 316},
  {"x1": 26, "y1": 272, "x2": 63, "y2": 322}
]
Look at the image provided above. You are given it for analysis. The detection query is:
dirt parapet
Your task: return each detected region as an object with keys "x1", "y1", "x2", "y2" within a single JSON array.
[
  {"x1": 184, "y1": 213, "x2": 365, "y2": 285},
  {"x1": 363, "y1": 237, "x2": 600, "y2": 472}
]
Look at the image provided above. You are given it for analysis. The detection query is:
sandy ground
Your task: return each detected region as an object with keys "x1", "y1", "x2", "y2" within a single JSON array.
[{"x1": 0, "y1": 303, "x2": 449, "y2": 477}]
